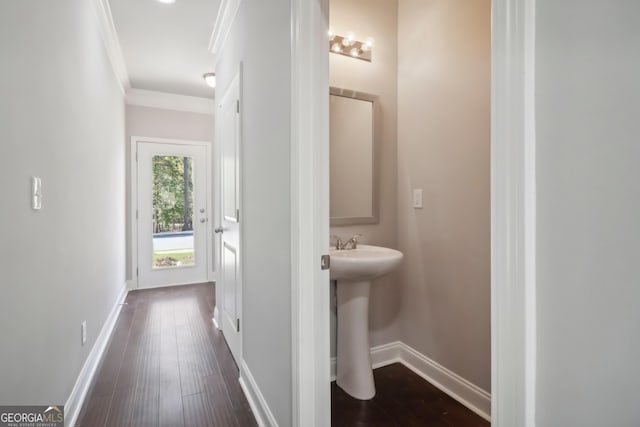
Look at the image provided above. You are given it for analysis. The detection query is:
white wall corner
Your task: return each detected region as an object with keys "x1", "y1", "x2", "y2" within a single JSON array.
[
  {"x1": 65, "y1": 283, "x2": 128, "y2": 427},
  {"x1": 239, "y1": 360, "x2": 279, "y2": 427},
  {"x1": 330, "y1": 342, "x2": 491, "y2": 422},
  {"x1": 90, "y1": 0, "x2": 130, "y2": 94},
  {"x1": 126, "y1": 88, "x2": 215, "y2": 115},
  {"x1": 209, "y1": 0, "x2": 243, "y2": 56}
]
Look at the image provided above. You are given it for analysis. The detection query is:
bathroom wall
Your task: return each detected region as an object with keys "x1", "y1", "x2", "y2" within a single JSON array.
[
  {"x1": 397, "y1": 0, "x2": 491, "y2": 392},
  {"x1": 535, "y1": 2, "x2": 640, "y2": 425},
  {"x1": 125, "y1": 104, "x2": 214, "y2": 280},
  {"x1": 329, "y1": 0, "x2": 400, "y2": 355},
  {"x1": 0, "y1": 0, "x2": 126, "y2": 405}
]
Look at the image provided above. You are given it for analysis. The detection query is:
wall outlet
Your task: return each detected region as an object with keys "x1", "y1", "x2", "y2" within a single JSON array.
[{"x1": 81, "y1": 321, "x2": 87, "y2": 345}]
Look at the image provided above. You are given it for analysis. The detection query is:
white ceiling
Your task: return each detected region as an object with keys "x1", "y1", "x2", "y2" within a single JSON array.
[{"x1": 109, "y1": 0, "x2": 220, "y2": 99}]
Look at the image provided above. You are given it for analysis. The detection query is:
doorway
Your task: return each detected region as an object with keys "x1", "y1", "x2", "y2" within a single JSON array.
[
  {"x1": 132, "y1": 138, "x2": 212, "y2": 289},
  {"x1": 291, "y1": 0, "x2": 536, "y2": 425}
]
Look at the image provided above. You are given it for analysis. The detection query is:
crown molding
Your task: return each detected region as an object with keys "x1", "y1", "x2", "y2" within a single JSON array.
[
  {"x1": 126, "y1": 89, "x2": 215, "y2": 115},
  {"x1": 90, "y1": 0, "x2": 131, "y2": 94},
  {"x1": 209, "y1": 0, "x2": 243, "y2": 56}
]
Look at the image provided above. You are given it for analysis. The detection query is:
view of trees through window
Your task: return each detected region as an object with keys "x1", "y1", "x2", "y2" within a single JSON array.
[
  {"x1": 152, "y1": 155, "x2": 195, "y2": 268},
  {"x1": 152, "y1": 155, "x2": 193, "y2": 232}
]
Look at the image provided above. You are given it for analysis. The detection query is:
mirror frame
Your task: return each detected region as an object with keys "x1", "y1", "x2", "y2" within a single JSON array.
[{"x1": 329, "y1": 86, "x2": 380, "y2": 226}]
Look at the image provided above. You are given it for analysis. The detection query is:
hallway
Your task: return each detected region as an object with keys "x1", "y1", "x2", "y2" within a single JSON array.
[{"x1": 75, "y1": 283, "x2": 256, "y2": 427}]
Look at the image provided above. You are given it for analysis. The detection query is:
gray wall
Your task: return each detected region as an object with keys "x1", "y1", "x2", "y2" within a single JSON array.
[
  {"x1": 329, "y1": 0, "x2": 400, "y2": 357},
  {"x1": 214, "y1": 0, "x2": 293, "y2": 424},
  {"x1": 535, "y1": 2, "x2": 640, "y2": 425},
  {"x1": 397, "y1": 0, "x2": 491, "y2": 392},
  {"x1": 0, "y1": 0, "x2": 125, "y2": 405},
  {"x1": 125, "y1": 105, "x2": 214, "y2": 280}
]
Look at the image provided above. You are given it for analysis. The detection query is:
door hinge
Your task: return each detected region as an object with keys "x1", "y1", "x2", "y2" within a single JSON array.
[
  {"x1": 321, "y1": 254, "x2": 330, "y2": 270},
  {"x1": 136, "y1": 267, "x2": 139, "y2": 276},
  {"x1": 236, "y1": 318, "x2": 240, "y2": 332},
  {"x1": 135, "y1": 151, "x2": 138, "y2": 162},
  {"x1": 136, "y1": 209, "x2": 138, "y2": 220},
  {"x1": 236, "y1": 99, "x2": 240, "y2": 113},
  {"x1": 236, "y1": 209, "x2": 240, "y2": 222}
]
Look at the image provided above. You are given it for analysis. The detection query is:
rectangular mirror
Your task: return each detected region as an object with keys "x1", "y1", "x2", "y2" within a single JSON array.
[{"x1": 330, "y1": 87, "x2": 379, "y2": 225}]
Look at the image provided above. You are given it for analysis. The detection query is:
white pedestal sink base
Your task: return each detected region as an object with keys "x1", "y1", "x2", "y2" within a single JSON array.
[{"x1": 336, "y1": 279, "x2": 375, "y2": 400}]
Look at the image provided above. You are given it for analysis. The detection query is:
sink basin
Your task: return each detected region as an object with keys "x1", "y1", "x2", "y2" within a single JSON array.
[
  {"x1": 330, "y1": 245, "x2": 403, "y2": 400},
  {"x1": 330, "y1": 245, "x2": 403, "y2": 281}
]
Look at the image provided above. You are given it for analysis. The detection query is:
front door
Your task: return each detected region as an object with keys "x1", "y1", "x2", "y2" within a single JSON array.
[
  {"x1": 215, "y1": 73, "x2": 242, "y2": 362},
  {"x1": 136, "y1": 140, "x2": 209, "y2": 288}
]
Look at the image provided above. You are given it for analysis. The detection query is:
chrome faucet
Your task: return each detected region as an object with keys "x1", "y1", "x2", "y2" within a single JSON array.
[{"x1": 332, "y1": 234, "x2": 362, "y2": 250}]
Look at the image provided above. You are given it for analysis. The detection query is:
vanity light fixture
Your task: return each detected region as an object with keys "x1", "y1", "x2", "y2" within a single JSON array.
[
  {"x1": 328, "y1": 31, "x2": 373, "y2": 62},
  {"x1": 203, "y1": 72, "x2": 216, "y2": 88}
]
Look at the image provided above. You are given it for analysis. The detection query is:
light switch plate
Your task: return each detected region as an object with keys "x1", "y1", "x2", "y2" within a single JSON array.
[
  {"x1": 32, "y1": 176, "x2": 42, "y2": 210},
  {"x1": 413, "y1": 189, "x2": 423, "y2": 209}
]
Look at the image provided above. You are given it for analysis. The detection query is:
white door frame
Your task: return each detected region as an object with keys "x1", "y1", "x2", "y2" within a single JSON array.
[
  {"x1": 490, "y1": 0, "x2": 537, "y2": 425},
  {"x1": 290, "y1": 0, "x2": 537, "y2": 426},
  {"x1": 130, "y1": 136, "x2": 214, "y2": 289},
  {"x1": 290, "y1": 0, "x2": 331, "y2": 426}
]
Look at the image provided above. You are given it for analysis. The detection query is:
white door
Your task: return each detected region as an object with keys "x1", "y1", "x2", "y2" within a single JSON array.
[
  {"x1": 136, "y1": 140, "x2": 210, "y2": 288},
  {"x1": 215, "y1": 73, "x2": 242, "y2": 362}
]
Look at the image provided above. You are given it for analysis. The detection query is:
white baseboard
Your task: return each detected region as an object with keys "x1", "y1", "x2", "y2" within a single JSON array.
[
  {"x1": 212, "y1": 306, "x2": 220, "y2": 329},
  {"x1": 330, "y1": 341, "x2": 491, "y2": 422},
  {"x1": 239, "y1": 361, "x2": 279, "y2": 427},
  {"x1": 64, "y1": 284, "x2": 128, "y2": 427}
]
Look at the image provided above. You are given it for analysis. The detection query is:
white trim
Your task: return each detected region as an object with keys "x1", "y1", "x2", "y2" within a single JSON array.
[
  {"x1": 330, "y1": 342, "x2": 492, "y2": 422},
  {"x1": 239, "y1": 361, "x2": 279, "y2": 427},
  {"x1": 89, "y1": 0, "x2": 130, "y2": 94},
  {"x1": 209, "y1": 0, "x2": 243, "y2": 56},
  {"x1": 401, "y1": 343, "x2": 491, "y2": 422},
  {"x1": 126, "y1": 89, "x2": 215, "y2": 115},
  {"x1": 65, "y1": 284, "x2": 128, "y2": 427},
  {"x1": 290, "y1": 0, "x2": 331, "y2": 426},
  {"x1": 212, "y1": 306, "x2": 220, "y2": 329},
  {"x1": 491, "y1": 0, "x2": 537, "y2": 426},
  {"x1": 130, "y1": 136, "x2": 213, "y2": 290}
]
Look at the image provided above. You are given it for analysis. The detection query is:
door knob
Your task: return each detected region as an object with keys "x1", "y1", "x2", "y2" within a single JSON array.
[
  {"x1": 214, "y1": 226, "x2": 224, "y2": 234},
  {"x1": 200, "y1": 218, "x2": 206, "y2": 223}
]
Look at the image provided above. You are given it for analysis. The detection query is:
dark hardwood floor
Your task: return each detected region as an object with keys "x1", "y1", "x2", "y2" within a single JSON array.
[
  {"x1": 77, "y1": 283, "x2": 488, "y2": 427},
  {"x1": 332, "y1": 363, "x2": 490, "y2": 427},
  {"x1": 75, "y1": 282, "x2": 257, "y2": 427}
]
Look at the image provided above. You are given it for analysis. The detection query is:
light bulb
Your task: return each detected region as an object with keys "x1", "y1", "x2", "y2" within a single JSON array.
[
  {"x1": 331, "y1": 43, "x2": 342, "y2": 53},
  {"x1": 342, "y1": 32, "x2": 355, "y2": 47},
  {"x1": 365, "y1": 37, "x2": 375, "y2": 48},
  {"x1": 328, "y1": 30, "x2": 335, "y2": 41},
  {"x1": 157, "y1": 0, "x2": 176, "y2": 4},
  {"x1": 203, "y1": 73, "x2": 216, "y2": 88},
  {"x1": 350, "y1": 48, "x2": 360, "y2": 57}
]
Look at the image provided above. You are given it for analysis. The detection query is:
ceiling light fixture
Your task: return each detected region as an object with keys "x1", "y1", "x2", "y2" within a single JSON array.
[
  {"x1": 157, "y1": 0, "x2": 176, "y2": 4},
  {"x1": 203, "y1": 73, "x2": 216, "y2": 88},
  {"x1": 328, "y1": 33, "x2": 373, "y2": 62}
]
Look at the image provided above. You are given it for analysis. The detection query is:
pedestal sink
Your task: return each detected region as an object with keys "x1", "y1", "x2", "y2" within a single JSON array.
[{"x1": 330, "y1": 245, "x2": 403, "y2": 400}]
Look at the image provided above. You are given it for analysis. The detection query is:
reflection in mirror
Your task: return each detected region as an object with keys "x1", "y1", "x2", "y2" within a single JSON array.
[{"x1": 330, "y1": 88, "x2": 378, "y2": 225}]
